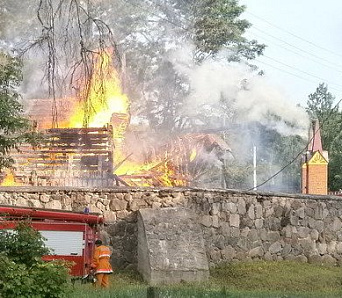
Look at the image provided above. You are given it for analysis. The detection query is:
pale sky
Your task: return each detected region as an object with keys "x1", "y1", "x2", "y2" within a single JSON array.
[{"x1": 240, "y1": 0, "x2": 342, "y2": 107}]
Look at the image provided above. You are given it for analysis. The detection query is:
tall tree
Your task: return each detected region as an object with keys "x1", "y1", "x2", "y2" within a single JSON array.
[
  {"x1": 306, "y1": 83, "x2": 342, "y2": 149},
  {"x1": 189, "y1": 0, "x2": 265, "y2": 62},
  {"x1": 306, "y1": 83, "x2": 342, "y2": 191},
  {"x1": 0, "y1": 52, "x2": 36, "y2": 170}
]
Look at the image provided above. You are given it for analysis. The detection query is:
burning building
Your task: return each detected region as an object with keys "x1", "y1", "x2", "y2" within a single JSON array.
[{"x1": 1, "y1": 49, "x2": 231, "y2": 188}]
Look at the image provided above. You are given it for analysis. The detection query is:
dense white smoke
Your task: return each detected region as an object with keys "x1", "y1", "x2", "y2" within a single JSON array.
[{"x1": 170, "y1": 45, "x2": 309, "y2": 137}]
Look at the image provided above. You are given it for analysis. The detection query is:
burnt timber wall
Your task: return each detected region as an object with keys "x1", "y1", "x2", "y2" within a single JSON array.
[
  {"x1": 1, "y1": 187, "x2": 342, "y2": 268},
  {"x1": 10, "y1": 127, "x2": 114, "y2": 187}
]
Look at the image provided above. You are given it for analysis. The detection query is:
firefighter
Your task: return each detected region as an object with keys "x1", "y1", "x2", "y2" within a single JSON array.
[{"x1": 91, "y1": 239, "x2": 113, "y2": 288}]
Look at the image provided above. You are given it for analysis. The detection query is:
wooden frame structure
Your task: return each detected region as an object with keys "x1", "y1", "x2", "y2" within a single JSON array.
[{"x1": 10, "y1": 126, "x2": 114, "y2": 187}]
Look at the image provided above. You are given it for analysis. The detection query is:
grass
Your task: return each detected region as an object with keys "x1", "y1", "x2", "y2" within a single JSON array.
[{"x1": 69, "y1": 261, "x2": 342, "y2": 297}]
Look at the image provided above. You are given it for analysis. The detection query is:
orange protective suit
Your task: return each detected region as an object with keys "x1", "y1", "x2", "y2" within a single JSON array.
[{"x1": 91, "y1": 244, "x2": 113, "y2": 288}]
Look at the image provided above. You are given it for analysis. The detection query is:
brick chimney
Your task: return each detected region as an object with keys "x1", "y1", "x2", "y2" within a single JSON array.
[{"x1": 301, "y1": 119, "x2": 328, "y2": 195}]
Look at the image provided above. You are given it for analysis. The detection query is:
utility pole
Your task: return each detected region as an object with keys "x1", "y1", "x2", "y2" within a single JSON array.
[{"x1": 253, "y1": 145, "x2": 257, "y2": 190}]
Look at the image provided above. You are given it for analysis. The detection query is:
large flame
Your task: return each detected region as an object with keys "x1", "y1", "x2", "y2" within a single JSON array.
[{"x1": 67, "y1": 50, "x2": 130, "y2": 129}]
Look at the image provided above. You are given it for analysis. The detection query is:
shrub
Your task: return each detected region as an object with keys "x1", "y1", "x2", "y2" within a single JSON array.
[{"x1": 0, "y1": 221, "x2": 71, "y2": 297}]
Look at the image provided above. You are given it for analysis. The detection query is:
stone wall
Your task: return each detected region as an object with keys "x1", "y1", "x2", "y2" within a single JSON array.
[{"x1": 1, "y1": 186, "x2": 342, "y2": 268}]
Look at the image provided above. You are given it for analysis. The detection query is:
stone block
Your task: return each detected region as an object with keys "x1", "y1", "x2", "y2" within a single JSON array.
[
  {"x1": 327, "y1": 241, "x2": 336, "y2": 254},
  {"x1": 116, "y1": 210, "x2": 130, "y2": 219},
  {"x1": 269, "y1": 242, "x2": 282, "y2": 254},
  {"x1": 265, "y1": 206, "x2": 274, "y2": 218},
  {"x1": 255, "y1": 219, "x2": 263, "y2": 229},
  {"x1": 137, "y1": 207, "x2": 209, "y2": 285},
  {"x1": 282, "y1": 243, "x2": 292, "y2": 256},
  {"x1": 16, "y1": 196, "x2": 29, "y2": 207},
  {"x1": 30, "y1": 199, "x2": 43, "y2": 208},
  {"x1": 211, "y1": 203, "x2": 220, "y2": 215},
  {"x1": 332, "y1": 218, "x2": 342, "y2": 232},
  {"x1": 0, "y1": 194, "x2": 8, "y2": 204},
  {"x1": 267, "y1": 231, "x2": 280, "y2": 242},
  {"x1": 103, "y1": 211, "x2": 117, "y2": 222},
  {"x1": 229, "y1": 214, "x2": 240, "y2": 228},
  {"x1": 225, "y1": 202, "x2": 237, "y2": 213},
  {"x1": 221, "y1": 245, "x2": 236, "y2": 261},
  {"x1": 247, "y1": 204, "x2": 255, "y2": 220},
  {"x1": 255, "y1": 204, "x2": 263, "y2": 219},
  {"x1": 321, "y1": 254, "x2": 336, "y2": 265},
  {"x1": 297, "y1": 227, "x2": 310, "y2": 238},
  {"x1": 209, "y1": 248, "x2": 221, "y2": 261},
  {"x1": 249, "y1": 246, "x2": 264, "y2": 258},
  {"x1": 314, "y1": 203, "x2": 324, "y2": 220},
  {"x1": 110, "y1": 198, "x2": 128, "y2": 211},
  {"x1": 237, "y1": 199, "x2": 246, "y2": 215},
  {"x1": 296, "y1": 207, "x2": 305, "y2": 219},
  {"x1": 124, "y1": 193, "x2": 132, "y2": 201},
  {"x1": 317, "y1": 243, "x2": 327, "y2": 255},
  {"x1": 308, "y1": 254, "x2": 322, "y2": 264},
  {"x1": 201, "y1": 215, "x2": 212, "y2": 227},
  {"x1": 45, "y1": 200, "x2": 62, "y2": 210},
  {"x1": 152, "y1": 202, "x2": 162, "y2": 209},
  {"x1": 336, "y1": 242, "x2": 342, "y2": 254},
  {"x1": 212, "y1": 215, "x2": 219, "y2": 228},
  {"x1": 130, "y1": 199, "x2": 147, "y2": 211},
  {"x1": 40, "y1": 194, "x2": 50, "y2": 203},
  {"x1": 310, "y1": 229, "x2": 319, "y2": 241}
]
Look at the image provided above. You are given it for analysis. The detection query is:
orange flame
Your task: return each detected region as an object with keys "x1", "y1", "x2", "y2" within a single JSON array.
[
  {"x1": 190, "y1": 148, "x2": 197, "y2": 162},
  {"x1": 1, "y1": 170, "x2": 21, "y2": 186},
  {"x1": 66, "y1": 49, "x2": 130, "y2": 129}
]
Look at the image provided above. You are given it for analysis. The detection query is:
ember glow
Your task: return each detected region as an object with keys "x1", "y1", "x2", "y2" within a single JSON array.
[{"x1": 0, "y1": 170, "x2": 21, "y2": 186}]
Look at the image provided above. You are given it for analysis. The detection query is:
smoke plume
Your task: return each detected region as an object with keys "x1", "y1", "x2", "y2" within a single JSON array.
[{"x1": 170, "y1": 45, "x2": 309, "y2": 137}]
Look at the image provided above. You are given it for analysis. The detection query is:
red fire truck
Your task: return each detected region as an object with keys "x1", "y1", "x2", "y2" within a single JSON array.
[{"x1": 0, "y1": 205, "x2": 104, "y2": 277}]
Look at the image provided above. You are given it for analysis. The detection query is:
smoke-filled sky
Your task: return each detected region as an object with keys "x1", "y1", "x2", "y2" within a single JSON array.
[
  {"x1": 240, "y1": 0, "x2": 342, "y2": 107},
  {"x1": 0, "y1": 0, "x2": 311, "y2": 138},
  {"x1": 170, "y1": 45, "x2": 309, "y2": 137}
]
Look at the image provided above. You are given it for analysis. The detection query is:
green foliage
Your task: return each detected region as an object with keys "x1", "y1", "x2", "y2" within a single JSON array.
[
  {"x1": 191, "y1": 0, "x2": 265, "y2": 60},
  {"x1": 0, "y1": 221, "x2": 50, "y2": 267},
  {"x1": 0, "y1": 52, "x2": 39, "y2": 170},
  {"x1": 306, "y1": 83, "x2": 342, "y2": 191},
  {"x1": 223, "y1": 159, "x2": 252, "y2": 189},
  {"x1": 30, "y1": 261, "x2": 71, "y2": 298},
  {"x1": 0, "y1": 221, "x2": 70, "y2": 298},
  {"x1": 306, "y1": 83, "x2": 342, "y2": 150},
  {"x1": 0, "y1": 255, "x2": 35, "y2": 298}
]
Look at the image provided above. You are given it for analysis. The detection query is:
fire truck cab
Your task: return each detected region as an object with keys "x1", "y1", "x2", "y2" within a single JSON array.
[{"x1": 0, "y1": 205, "x2": 104, "y2": 277}]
